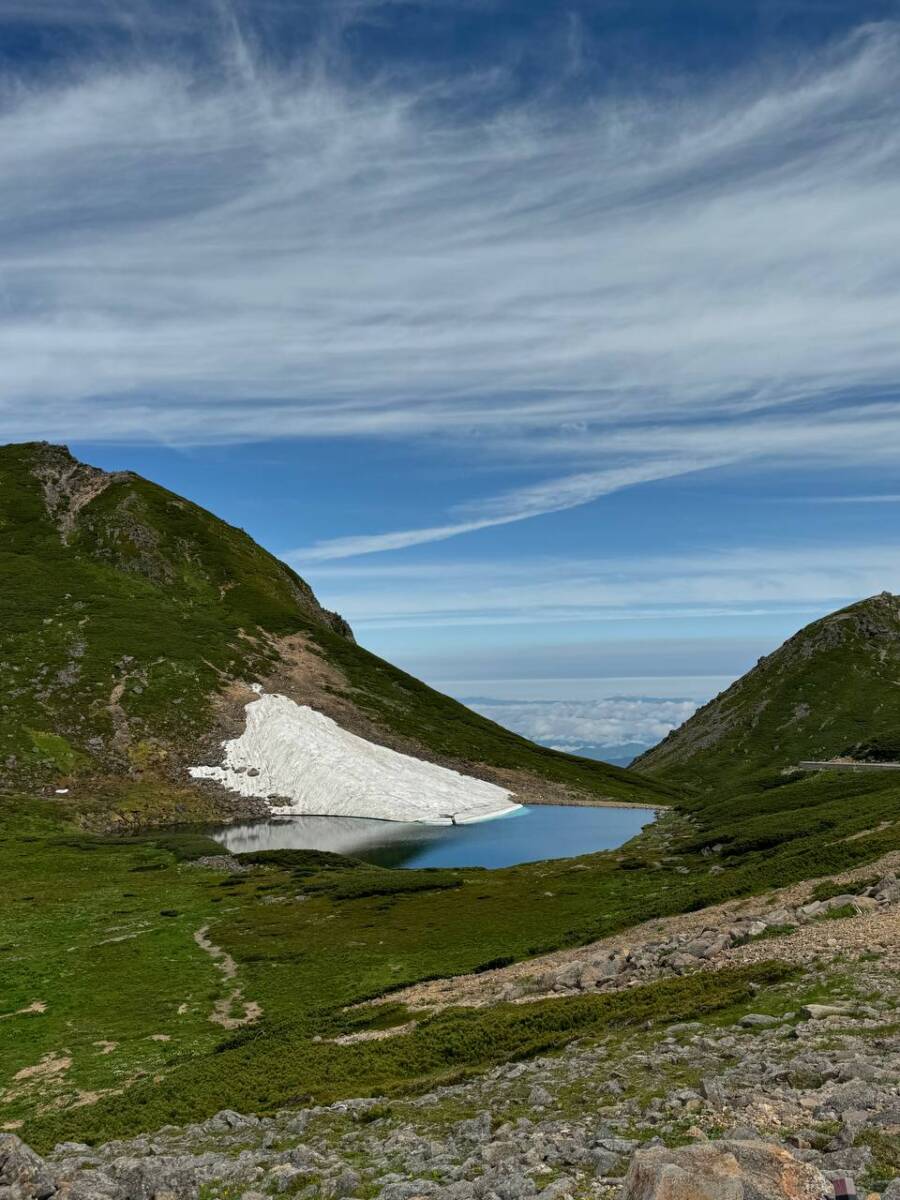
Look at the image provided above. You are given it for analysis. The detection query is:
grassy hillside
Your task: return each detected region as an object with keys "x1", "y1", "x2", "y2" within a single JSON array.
[
  {"x1": 634, "y1": 592, "x2": 900, "y2": 789},
  {"x1": 0, "y1": 441, "x2": 669, "y2": 808},
  {"x1": 4, "y1": 764, "x2": 898, "y2": 1147}
]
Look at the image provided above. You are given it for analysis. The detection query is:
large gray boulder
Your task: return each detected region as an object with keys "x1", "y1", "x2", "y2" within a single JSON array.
[
  {"x1": 618, "y1": 1138, "x2": 832, "y2": 1199},
  {"x1": 0, "y1": 1134, "x2": 58, "y2": 1199}
]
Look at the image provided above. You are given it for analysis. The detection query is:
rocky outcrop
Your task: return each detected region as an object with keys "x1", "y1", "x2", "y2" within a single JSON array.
[
  {"x1": 12, "y1": 909, "x2": 891, "y2": 1200},
  {"x1": 0, "y1": 1133, "x2": 58, "y2": 1198},
  {"x1": 619, "y1": 1139, "x2": 830, "y2": 1199},
  {"x1": 27, "y1": 442, "x2": 129, "y2": 543},
  {"x1": 4, "y1": 931, "x2": 897, "y2": 1200},
  {"x1": 0, "y1": 1115, "x2": 887, "y2": 1200}
]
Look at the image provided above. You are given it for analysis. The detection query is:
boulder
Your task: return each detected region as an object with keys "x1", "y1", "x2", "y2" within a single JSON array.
[
  {"x1": 874, "y1": 874, "x2": 900, "y2": 902},
  {"x1": 618, "y1": 1138, "x2": 831, "y2": 1199},
  {"x1": 701, "y1": 1077, "x2": 727, "y2": 1107},
  {"x1": 581, "y1": 958, "x2": 625, "y2": 987},
  {"x1": 822, "y1": 895, "x2": 878, "y2": 914},
  {"x1": 453, "y1": 1113, "x2": 492, "y2": 1145},
  {"x1": 739, "y1": 1013, "x2": 780, "y2": 1029},
  {"x1": 0, "y1": 1134, "x2": 59, "y2": 1199},
  {"x1": 553, "y1": 962, "x2": 586, "y2": 990},
  {"x1": 764, "y1": 910, "x2": 795, "y2": 927},
  {"x1": 801, "y1": 1004, "x2": 853, "y2": 1021},
  {"x1": 57, "y1": 1169, "x2": 123, "y2": 1199},
  {"x1": 682, "y1": 939, "x2": 715, "y2": 958}
]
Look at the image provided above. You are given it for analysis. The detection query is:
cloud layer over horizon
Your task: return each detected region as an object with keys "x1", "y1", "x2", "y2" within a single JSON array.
[{"x1": 465, "y1": 696, "x2": 700, "y2": 757}]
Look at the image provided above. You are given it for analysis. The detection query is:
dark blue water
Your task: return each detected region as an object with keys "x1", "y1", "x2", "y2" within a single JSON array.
[{"x1": 210, "y1": 804, "x2": 653, "y2": 869}]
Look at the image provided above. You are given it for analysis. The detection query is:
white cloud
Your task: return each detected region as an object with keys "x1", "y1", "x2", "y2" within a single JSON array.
[
  {"x1": 3, "y1": 19, "x2": 900, "y2": 549},
  {"x1": 0, "y1": 27, "x2": 897, "y2": 432},
  {"x1": 466, "y1": 696, "x2": 699, "y2": 754},
  {"x1": 803, "y1": 494, "x2": 900, "y2": 503},
  {"x1": 289, "y1": 402, "x2": 900, "y2": 560},
  {"x1": 294, "y1": 457, "x2": 727, "y2": 560},
  {"x1": 300, "y1": 544, "x2": 900, "y2": 629}
]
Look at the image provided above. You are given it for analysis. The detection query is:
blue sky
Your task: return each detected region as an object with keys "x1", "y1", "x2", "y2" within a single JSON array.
[{"x1": 4, "y1": 0, "x2": 900, "y2": 753}]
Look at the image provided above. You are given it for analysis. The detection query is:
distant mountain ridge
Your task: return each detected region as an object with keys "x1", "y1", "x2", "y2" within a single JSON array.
[
  {"x1": 634, "y1": 591, "x2": 900, "y2": 785},
  {"x1": 0, "y1": 442, "x2": 670, "y2": 813}
]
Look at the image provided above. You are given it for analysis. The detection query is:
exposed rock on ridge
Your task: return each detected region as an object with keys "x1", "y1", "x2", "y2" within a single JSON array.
[{"x1": 28, "y1": 442, "x2": 131, "y2": 543}]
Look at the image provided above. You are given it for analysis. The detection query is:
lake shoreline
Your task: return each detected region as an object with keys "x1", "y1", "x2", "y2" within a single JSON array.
[
  {"x1": 209, "y1": 803, "x2": 656, "y2": 870},
  {"x1": 521, "y1": 795, "x2": 670, "y2": 811}
]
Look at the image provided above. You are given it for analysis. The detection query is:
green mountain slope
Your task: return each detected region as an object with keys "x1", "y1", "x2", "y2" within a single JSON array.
[
  {"x1": 634, "y1": 592, "x2": 900, "y2": 787},
  {"x1": 0, "y1": 442, "x2": 670, "y2": 810}
]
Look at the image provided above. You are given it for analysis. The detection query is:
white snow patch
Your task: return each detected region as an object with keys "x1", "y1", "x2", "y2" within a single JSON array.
[{"x1": 190, "y1": 692, "x2": 520, "y2": 825}]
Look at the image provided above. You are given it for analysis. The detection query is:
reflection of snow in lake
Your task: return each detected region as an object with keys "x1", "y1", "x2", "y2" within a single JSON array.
[
  {"x1": 190, "y1": 690, "x2": 519, "y2": 825},
  {"x1": 211, "y1": 804, "x2": 653, "y2": 870}
]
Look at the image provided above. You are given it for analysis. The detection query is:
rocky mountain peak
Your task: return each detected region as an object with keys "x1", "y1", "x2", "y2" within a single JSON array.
[
  {"x1": 635, "y1": 592, "x2": 900, "y2": 783},
  {"x1": 24, "y1": 441, "x2": 132, "y2": 542}
]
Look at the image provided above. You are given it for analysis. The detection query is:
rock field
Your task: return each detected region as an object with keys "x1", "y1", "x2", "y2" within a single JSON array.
[{"x1": 3, "y1": 863, "x2": 899, "y2": 1200}]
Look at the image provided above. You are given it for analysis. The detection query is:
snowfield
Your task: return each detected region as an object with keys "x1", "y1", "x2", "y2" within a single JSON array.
[{"x1": 190, "y1": 691, "x2": 520, "y2": 824}]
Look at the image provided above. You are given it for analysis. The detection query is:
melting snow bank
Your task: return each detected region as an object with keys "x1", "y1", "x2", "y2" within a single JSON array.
[{"x1": 190, "y1": 692, "x2": 520, "y2": 825}]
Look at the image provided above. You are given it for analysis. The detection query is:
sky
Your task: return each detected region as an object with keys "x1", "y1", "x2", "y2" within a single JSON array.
[{"x1": 3, "y1": 0, "x2": 900, "y2": 758}]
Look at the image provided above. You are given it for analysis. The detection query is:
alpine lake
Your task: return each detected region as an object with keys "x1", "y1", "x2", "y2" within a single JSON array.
[{"x1": 209, "y1": 803, "x2": 655, "y2": 869}]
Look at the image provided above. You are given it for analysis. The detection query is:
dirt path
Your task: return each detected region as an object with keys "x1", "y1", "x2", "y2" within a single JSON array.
[{"x1": 193, "y1": 926, "x2": 262, "y2": 1029}]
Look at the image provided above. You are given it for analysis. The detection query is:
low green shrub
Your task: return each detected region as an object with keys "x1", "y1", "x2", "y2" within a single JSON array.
[
  {"x1": 810, "y1": 876, "x2": 878, "y2": 902},
  {"x1": 25, "y1": 960, "x2": 793, "y2": 1150},
  {"x1": 305, "y1": 869, "x2": 464, "y2": 901}
]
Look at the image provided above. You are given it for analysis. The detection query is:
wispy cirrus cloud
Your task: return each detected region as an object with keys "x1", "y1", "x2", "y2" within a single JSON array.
[
  {"x1": 288, "y1": 402, "x2": 900, "y2": 561},
  {"x1": 299, "y1": 544, "x2": 900, "y2": 629},
  {"x1": 3, "y1": 17, "x2": 900, "y2": 548},
  {"x1": 802, "y1": 494, "x2": 900, "y2": 503},
  {"x1": 292, "y1": 456, "x2": 729, "y2": 561}
]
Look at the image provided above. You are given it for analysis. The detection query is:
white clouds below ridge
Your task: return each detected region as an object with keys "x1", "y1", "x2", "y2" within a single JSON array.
[
  {"x1": 465, "y1": 697, "x2": 700, "y2": 754},
  {"x1": 4, "y1": 21, "x2": 900, "y2": 551}
]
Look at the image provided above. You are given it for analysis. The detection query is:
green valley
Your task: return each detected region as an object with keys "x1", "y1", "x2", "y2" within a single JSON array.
[{"x1": 2, "y1": 442, "x2": 900, "y2": 1188}]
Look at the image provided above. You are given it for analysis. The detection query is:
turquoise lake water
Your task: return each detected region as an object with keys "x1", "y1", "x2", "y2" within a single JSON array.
[{"x1": 210, "y1": 803, "x2": 654, "y2": 869}]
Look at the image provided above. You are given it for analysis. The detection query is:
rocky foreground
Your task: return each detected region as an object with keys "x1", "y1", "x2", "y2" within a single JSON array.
[{"x1": 3, "y1": 869, "x2": 899, "y2": 1200}]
